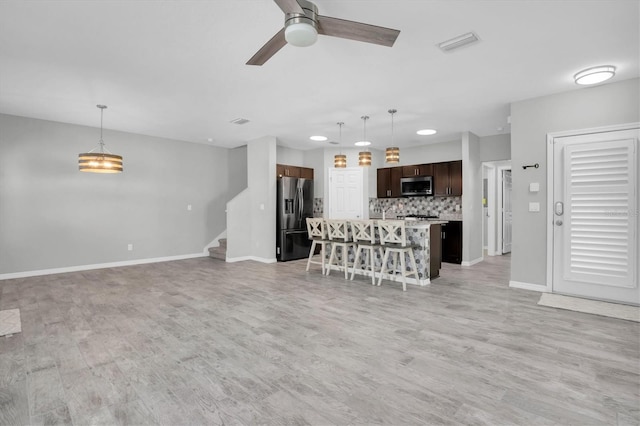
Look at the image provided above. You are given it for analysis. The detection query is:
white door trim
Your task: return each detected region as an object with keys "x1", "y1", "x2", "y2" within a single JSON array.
[{"x1": 546, "y1": 122, "x2": 640, "y2": 293}]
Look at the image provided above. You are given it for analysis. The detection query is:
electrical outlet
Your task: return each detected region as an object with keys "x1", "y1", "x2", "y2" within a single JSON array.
[
  {"x1": 529, "y1": 202, "x2": 540, "y2": 212},
  {"x1": 127, "y1": 244, "x2": 133, "y2": 251}
]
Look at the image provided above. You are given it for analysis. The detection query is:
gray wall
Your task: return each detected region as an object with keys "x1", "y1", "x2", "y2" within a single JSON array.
[
  {"x1": 393, "y1": 140, "x2": 463, "y2": 165},
  {"x1": 0, "y1": 113, "x2": 232, "y2": 275},
  {"x1": 276, "y1": 146, "x2": 304, "y2": 166},
  {"x1": 228, "y1": 145, "x2": 247, "y2": 197},
  {"x1": 461, "y1": 132, "x2": 483, "y2": 263},
  {"x1": 248, "y1": 136, "x2": 277, "y2": 260},
  {"x1": 480, "y1": 133, "x2": 511, "y2": 162},
  {"x1": 510, "y1": 77, "x2": 640, "y2": 286}
]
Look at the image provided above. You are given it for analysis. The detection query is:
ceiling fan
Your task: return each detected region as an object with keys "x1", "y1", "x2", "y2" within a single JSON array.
[{"x1": 247, "y1": 0, "x2": 400, "y2": 66}]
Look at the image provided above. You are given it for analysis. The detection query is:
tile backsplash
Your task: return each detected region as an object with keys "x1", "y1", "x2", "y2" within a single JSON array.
[
  {"x1": 313, "y1": 196, "x2": 461, "y2": 218},
  {"x1": 370, "y1": 197, "x2": 461, "y2": 217}
]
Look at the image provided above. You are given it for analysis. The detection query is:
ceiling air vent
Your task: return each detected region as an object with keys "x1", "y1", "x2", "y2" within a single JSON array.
[
  {"x1": 438, "y1": 32, "x2": 480, "y2": 52},
  {"x1": 230, "y1": 118, "x2": 250, "y2": 125}
]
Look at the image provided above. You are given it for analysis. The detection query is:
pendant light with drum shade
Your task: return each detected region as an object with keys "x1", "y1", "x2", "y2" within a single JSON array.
[
  {"x1": 334, "y1": 121, "x2": 347, "y2": 168},
  {"x1": 357, "y1": 116, "x2": 372, "y2": 167},
  {"x1": 78, "y1": 105, "x2": 123, "y2": 173},
  {"x1": 385, "y1": 109, "x2": 399, "y2": 163}
]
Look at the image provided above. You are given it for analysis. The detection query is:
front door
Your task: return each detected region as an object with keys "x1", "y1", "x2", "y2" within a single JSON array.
[
  {"x1": 328, "y1": 168, "x2": 364, "y2": 219},
  {"x1": 552, "y1": 128, "x2": 639, "y2": 305}
]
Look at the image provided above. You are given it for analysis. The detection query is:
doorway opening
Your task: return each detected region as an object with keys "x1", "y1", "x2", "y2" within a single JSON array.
[{"x1": 482, "y1": 161, "x2": 512, "y2": 257}]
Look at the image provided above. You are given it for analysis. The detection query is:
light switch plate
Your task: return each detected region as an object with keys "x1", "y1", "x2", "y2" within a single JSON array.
[
  {"x1": 529, "y1": 202, "x2": 540, "y2": 212},
  {"x1": 529, "y1": 182, "x2": 540, "y2": 192}
]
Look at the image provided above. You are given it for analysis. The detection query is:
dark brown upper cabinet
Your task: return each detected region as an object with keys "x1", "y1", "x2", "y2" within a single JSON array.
[
  {"x1": 434, "y1": 161, "x2": 462, "y2": 196},
  {"x1": 276, "y1": 164, "x2": 313, "y2": 180},
  {"x1": 402, "y1": 164, "x2": 433, "y2": 177}
]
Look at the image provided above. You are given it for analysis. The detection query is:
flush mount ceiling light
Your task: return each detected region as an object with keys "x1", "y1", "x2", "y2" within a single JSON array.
[
  {"x1": 417, "y1": 129, "x2": 437, "y2": 136},
  {"x1": 438, "y1": 32, "x2": 480, "y2": 52},
  {"x1": 358, "y1": 115, "x2": 372, "y2": 167},
  {"x1": 310, "y1": 135, "x2": 327, "y2": 141},
  {"x1": 334, "y1": 122, "x2": 346, "y2": 168},
  {"x1": 385, "y1": 109, "x2": 399, "y2": 163},
  {"x1": 574, "y1": 65, "x2": 616, "y2": 85},
  {"x1": 78, "y1": 105, "x2": 123, "y2": 173}
]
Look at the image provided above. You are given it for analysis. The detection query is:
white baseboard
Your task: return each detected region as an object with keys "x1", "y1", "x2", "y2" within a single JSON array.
[
  {"x1": 225, "y1": 256, "x2": 277, "y2": 264},
  {"x1": 0, "y1": 253, "x2": 207, "y2": 281},
  {"x1": 509, "y1": 280, "x2": 549, "y2": 292},
  {"x1": 461, "y1": 257, "x2": 483, "y2": 267}
]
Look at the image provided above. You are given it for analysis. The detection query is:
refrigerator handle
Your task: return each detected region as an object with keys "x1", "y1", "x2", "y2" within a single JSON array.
[{"x1": 299, "y1": 186, "x2": 304, "y2": 219}]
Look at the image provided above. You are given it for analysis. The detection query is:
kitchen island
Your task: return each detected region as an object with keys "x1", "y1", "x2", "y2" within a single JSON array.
[{"x1": 323, "y1": 219, "x2": 447, "y2": 286}]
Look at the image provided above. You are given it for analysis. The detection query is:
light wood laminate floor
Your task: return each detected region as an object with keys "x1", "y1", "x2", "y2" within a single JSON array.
[{"x1": 0, "y1": 255, "x2": 638, "y2": 425}]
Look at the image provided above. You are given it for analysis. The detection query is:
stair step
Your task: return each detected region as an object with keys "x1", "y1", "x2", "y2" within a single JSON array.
[
  {"x1": 208, "y1": 245, "x2": 226, "y2": 261},
  {"x1": 218, "y1": 238, "x2": 227, "y2": 248}
]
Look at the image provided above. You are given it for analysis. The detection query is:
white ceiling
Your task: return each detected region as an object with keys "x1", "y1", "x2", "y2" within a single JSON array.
[{"x1": 0, "y1": 1, "x2": 638, "y2": 151}]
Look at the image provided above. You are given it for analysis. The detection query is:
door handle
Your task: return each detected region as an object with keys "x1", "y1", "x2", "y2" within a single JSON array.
[{"x1": 555, "y1": 201, "x2": 564, "y2": 216}]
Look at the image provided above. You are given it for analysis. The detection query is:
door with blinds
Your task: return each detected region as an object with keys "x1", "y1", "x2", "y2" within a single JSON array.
[{"x1": 552, "y1": 128, "x2": 639, "y2": 305}]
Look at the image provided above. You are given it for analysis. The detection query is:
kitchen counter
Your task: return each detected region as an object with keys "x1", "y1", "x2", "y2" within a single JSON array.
[{"x1": 324, "y1": 218, "x2": 447, "y2": 286}]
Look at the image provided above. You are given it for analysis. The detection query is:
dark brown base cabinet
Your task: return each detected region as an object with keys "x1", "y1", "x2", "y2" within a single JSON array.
[
  {"x1": 429, "y1": 224, "x2": 442, "y2": 278},
  {"x1": 441, "y1": 221, "x2": 462, "y2": 264}
]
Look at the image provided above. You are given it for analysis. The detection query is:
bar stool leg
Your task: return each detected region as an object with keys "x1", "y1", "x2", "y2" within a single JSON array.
[
  {"x1": 368, "y1": 247, "x2": 376, "y2": 285},
  {"x1": 306, "y1": 240, "x2": 317, "y2": 272},
  {"x1": 400, "y1": 251, "x2": 407, "y2": 292},
  {"x1": 378, "y1": 249, "x2": 390, "y2": 286},
  {"x1": 408, "y1": 249, "x2": 418, "y2": 281},
  {"x1": 342, "y1": 245, "x2": 349, "y2": 279},
  {"x1": 350, "y1": 246, "x2": 362, "y2": 281},
  {"x1": 326, "y1": 245, "x2": 336, "y2": 276}
]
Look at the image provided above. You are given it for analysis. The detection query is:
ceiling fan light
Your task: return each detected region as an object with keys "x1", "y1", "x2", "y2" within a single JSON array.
[
  {"x1": 285, "y1": 22, "x2": 318, "y2": 47},
  {"x1": 574, "y1": 65, "x2": 616, "y2": 85}
]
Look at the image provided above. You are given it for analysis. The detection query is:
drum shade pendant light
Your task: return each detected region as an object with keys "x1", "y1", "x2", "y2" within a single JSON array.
[
  {"x1": 385, "y1": 109, "x2": 399, "y2": 163},
  {"x1": 358, "y1": 116, "x2": 372, "y2": 167},
  {"x1": 334, "y1": 122, "x2": 347, "y2": 168},
  {"x1": 78, "y1": 105, "x2": 123, "y2": 173}
]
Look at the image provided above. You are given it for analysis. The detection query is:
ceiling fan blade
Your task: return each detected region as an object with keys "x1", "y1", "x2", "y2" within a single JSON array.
[
  {"x1": 273, "y1": 0, "x2": 305, "y2": 15},
  {"x1": 246, "y1": 28, "x2": 287, "y2": 66},
  {"x1": 317, "y1": 15, "x2": 400, "y2": 47}
]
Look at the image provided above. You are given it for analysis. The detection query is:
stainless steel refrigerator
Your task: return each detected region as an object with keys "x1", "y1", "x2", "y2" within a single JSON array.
[{"x1": 277, "y1": 176, "x2": 314, "y2": 261}]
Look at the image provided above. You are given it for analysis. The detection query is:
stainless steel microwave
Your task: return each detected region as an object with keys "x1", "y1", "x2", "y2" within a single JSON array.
[{"x1": 400, "y1": 176, "x2": 433, "y2": 196}]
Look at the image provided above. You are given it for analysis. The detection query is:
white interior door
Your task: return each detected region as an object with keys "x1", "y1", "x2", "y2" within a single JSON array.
[
  {"x1": 552, "y1": 129, "x2": 639, "y2": 305},
  {"x1": 328, "y1": 168, "x2": 364, "y2": 219},
  {"x1": 502, "y1": 169, "x2": 512, "y2": 254}
]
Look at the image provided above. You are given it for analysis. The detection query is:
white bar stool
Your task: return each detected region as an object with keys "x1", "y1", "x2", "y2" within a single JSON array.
[
  {"x1": 305, "y1": 218, "x2": 330, "y2": 274},
  {"x1": 377, "y1": 220, "x2": 419, "y2": 291},
  {"x1": 325, "y1": 219, "x2": 357, "y2": 279},
  {"x1": 349, "y1": 220, "x2": 383, "y2": 285}
]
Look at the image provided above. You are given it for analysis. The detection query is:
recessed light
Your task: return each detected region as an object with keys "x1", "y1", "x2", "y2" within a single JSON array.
[
  {"x1": 417, "y1": 129, "x2": 437, "y2": 136},
  {"x1": 574, "y1": 65, "x2": 616, "y2": 85},
  {"x1": 310, "y1": 135, "x2": 327, "y2": 141},
  {"x1": 355, "y1": 141, "x2": 371, "y2": 147}
]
